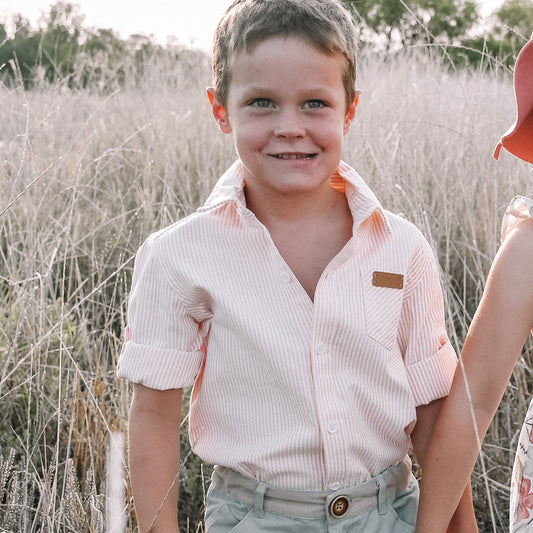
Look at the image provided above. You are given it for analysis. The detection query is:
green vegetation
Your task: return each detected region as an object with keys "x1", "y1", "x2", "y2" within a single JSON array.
[
  {"x1": 0, "y1": 2, "x2": 532, "y2": 532},
  {"x1": 0, "y1": 1, "x2": 205, "y2": 91},
  {"x1": 346, "y1": 0, "x2": 533, "y2": 68},
  {"x1": 347, "y1": 0, "x2": 479, "y2": 49}
]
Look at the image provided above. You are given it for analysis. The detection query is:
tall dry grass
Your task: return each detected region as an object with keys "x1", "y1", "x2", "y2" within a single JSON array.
[{"x1": 0, "y1": 44, "x2": 531, "y2": 532}]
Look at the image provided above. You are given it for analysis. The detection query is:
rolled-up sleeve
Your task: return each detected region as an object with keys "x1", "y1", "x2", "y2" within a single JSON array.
[
  {"x1": 117, "y1": 235, "x2": 206, "y2": 390},
  {"x1": 399, "y1": 239, "x2": 457, "y2": 406}
]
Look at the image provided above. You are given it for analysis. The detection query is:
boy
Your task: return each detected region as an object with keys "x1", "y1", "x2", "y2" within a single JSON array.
[{"x1": 118, "y1": 0, "x2": 476, "y2": 531}]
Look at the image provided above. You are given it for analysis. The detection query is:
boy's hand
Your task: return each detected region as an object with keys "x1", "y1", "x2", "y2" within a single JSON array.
[{"x1": 447, "y1": 526, "x2": 479, "y2": 533}]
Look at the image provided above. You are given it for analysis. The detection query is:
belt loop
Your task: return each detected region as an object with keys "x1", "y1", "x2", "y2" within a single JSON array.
[
  {"x1": 375, "y1": 474, "x2": 387, "y2": 515},
  {"x1": 254, "y1": 482, "x2": 267, "y2": 518}
]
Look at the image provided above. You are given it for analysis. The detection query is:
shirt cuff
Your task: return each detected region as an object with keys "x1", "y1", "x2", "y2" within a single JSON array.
[
  {"x1": 406, "y1": 341, "x2": 457, "y2": 406},
  {"x1": 117, "y1": 340, "x2": 204, "y2": 390}
]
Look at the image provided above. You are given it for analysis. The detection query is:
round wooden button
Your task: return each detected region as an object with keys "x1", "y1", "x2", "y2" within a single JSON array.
[{"x1": 329, "y1": 495, "x2": 350, "y2": 517}]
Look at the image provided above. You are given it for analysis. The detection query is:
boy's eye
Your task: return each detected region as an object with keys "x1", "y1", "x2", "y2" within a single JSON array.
[
  {"x1": 304, "y1": 100, "x2": 327, "y2": 109},
  {"x1": 250, "y1": 98, "x2": 272, "y2": 108}
]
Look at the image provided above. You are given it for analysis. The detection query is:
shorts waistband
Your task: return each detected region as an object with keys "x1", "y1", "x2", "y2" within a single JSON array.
[{"x1": 211, "y1": 457, "x2": 412, "y2": 521}]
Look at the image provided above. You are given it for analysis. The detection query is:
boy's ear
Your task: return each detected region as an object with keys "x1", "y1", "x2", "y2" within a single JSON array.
[
  {"x1": 207, "y1": 88, "x2": 232, "y2": 134},
  {"x1": 343, "y1": 89, "x2": 361, "y2": 135}
]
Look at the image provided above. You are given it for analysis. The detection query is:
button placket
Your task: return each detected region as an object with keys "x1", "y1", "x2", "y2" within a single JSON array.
[{"x1": 312, "y1": 300, "x2": 347, "y2": 488}]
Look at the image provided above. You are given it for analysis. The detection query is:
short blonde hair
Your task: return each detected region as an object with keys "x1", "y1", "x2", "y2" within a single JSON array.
[{"x1": 212, "y1": 0, "x2": 358, "y2": 111}]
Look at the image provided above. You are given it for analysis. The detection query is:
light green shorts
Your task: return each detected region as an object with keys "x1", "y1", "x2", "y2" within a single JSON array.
[{"x1": 205, "y1": 459, "x2": 418, "y2": 532}]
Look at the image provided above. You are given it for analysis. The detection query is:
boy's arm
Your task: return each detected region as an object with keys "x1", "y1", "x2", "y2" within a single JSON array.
[
  {"x1": 129, "y1": 383, "x2": 183, "y2": 533},
  {"x1": 415, "y1": 223, "x2": 533, "y2": 533},
  {"x1": 412, "y1": 400, "x2": 478, "y2": 533},
  {"x1": 399, "y1": 237, "x2": 476, "y2": 531}
]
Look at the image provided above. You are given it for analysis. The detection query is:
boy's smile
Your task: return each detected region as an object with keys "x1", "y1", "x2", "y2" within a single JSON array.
[{"x1": 209, "y1": 36, "x2": 358, "y2": 206}]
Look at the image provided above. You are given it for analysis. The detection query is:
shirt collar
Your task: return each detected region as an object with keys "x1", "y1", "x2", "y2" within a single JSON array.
[
  {"x1": 335, "y1": 161, "x2": 392, "y2": 234},
  {"x1": 199, "y1": 159, "x2": 392, "y2": 234},
  {"x1": 199, "y1": 160, "x2": 246, "y2": 212}
]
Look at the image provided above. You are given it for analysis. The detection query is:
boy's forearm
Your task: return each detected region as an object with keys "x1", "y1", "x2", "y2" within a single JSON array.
[
  {"x1": 129, "y1": 385, "x2": 183, "y2": 533},
  {"x1": 416, "y1": 428, "x2": 479, "y2": 533},
  {"x1": 446, "y1": 481, "x2": 478, "y2": 533},
  {"x1": 414, "y1": 374, "x2": 495, "y2": 533},
  {"x1": 415, "y1": 324, "x2": 526, "y2": 531},
  {"x1": 413, "y1": 398, "x2": 478, "y2": 533}
]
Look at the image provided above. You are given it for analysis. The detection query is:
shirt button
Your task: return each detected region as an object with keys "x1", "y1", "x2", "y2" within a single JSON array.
[
  {"x1": 327, "y1": 422, "x2": 338, "y2": 434},
  {"x1": 330, "y1": 482, "x2": 341, "y2": 491},
  {"x1": 281, "y1": 272, "x2": 291, "y2": 283},
  {"x1": 316, "y1": 343, "x2": 326, "y2": 355}
]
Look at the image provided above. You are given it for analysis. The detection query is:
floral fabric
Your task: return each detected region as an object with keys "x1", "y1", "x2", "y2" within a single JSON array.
[
  {"x1": 507, "y1": 196, "x2": 533, "y2": 531},
  {"x1": 511, "y1": 398, "x2": 533, "y2": 531}
]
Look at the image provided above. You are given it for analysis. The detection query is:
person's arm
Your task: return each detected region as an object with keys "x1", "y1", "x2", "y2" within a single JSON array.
[
  {"x1": 416, "y1": 221, "x2": 533, "y2": 533},
  {"x1": 128, "y1": 383, "x2": 183, "y2": 533},
  {"x1": 412, "y1": 399, "x2": 478, "y2": 532}
]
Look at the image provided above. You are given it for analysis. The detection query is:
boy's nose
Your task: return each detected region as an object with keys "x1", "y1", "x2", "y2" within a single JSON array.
[{"x1": 274, "y1": 110, "x2": 305, "y2": 138}]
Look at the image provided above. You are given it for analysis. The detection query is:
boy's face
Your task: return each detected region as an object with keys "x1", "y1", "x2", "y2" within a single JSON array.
[{"x1": 208, "y1": 36, "x2": 358, "y2": 200}]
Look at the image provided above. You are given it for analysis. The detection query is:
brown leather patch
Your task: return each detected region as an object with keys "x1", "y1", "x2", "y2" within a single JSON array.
[{"x1": 372, "y1": 271, "x2": 404, "y2": 289}]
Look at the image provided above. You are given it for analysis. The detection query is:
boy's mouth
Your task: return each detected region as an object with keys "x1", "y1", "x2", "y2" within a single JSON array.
[{"x1": 271, "y1": 153, "x2": 316, "y2": 160}]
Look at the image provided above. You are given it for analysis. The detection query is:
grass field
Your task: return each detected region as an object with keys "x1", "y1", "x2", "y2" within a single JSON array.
[{"x1": 1, "y1": 44, "x2": 532, "y2": 532}]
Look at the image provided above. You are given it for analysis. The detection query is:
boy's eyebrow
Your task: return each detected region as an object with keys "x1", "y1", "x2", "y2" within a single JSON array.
[
  {"x1": 238, "y1": 85, "x2": 272, "y2": 93},
  {"x1": 239, "y1": 85, "x2": 338, "y2": 97}
]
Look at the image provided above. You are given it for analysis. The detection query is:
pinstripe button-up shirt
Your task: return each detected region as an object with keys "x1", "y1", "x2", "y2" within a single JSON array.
[{"x1": 118, "y1": 160, "x2": 457, "y2": 491}]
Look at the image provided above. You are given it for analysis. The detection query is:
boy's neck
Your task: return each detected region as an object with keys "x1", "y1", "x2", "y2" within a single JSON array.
[
  {"x1": 244, "y1": 183, "x2": 353, "y2": 301},
  {"x1": 244, "y1": 181, "x2": 347, "y2": 225}
]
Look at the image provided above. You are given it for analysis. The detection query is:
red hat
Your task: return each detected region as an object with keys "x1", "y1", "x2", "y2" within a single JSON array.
[{"x1": 493, "y1": 37, "x2": 533, "y2": 164}]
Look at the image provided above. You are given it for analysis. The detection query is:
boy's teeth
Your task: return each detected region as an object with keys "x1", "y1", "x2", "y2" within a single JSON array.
[{"x1": 276, "y1": 154, "x2": 312, "y2": 159}]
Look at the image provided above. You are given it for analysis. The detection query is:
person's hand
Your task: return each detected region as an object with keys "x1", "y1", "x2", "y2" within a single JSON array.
[{"x1": 445, "y1": 512, "x2": 479, "y2": 533}]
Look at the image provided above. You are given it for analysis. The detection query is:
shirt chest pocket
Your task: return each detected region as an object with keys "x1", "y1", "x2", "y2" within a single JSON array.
[{"x1": 361, "y1": 269, "x2": 405, "y2": 349}]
